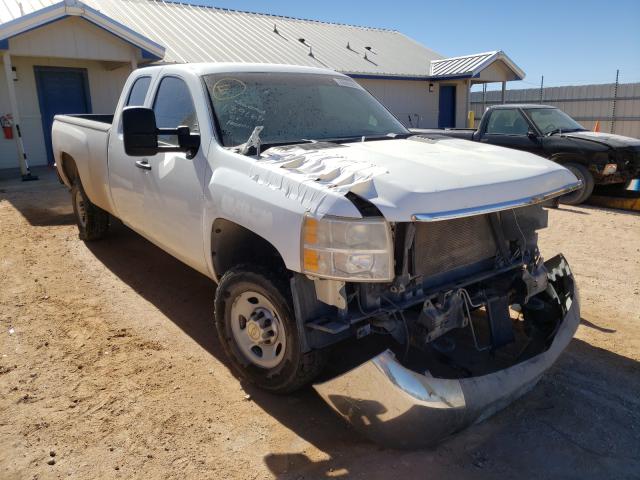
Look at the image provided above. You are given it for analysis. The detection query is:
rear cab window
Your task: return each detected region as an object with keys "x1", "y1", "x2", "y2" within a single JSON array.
[
  {"x1": 126, "y1": 76, "x2": 151, "y2": 106},
  {"x1": 485, "y1": 109, "x2": 529, "y2": 135}
]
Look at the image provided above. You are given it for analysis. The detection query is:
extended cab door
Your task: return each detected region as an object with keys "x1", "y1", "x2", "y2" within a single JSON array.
[
  {"x1": 139, "y1": 75, "x2": 209, "y2": 273},
  {"x1": 478, "y1": 108, "x2": 544, "y2": 156},
  {"x1": 108, "y1": 75, "x2": 153, "y2": 229}
]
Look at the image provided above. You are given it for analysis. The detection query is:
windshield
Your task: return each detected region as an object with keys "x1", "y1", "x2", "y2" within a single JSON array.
[
  {"x1": 203, "y1": 72, "x2": 409, "y2": 147},
  {"x1": 525, "y1": 108, "x2": 585, "y2": 135}
]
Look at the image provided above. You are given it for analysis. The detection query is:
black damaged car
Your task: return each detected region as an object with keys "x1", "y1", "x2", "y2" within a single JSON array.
[{"x1": 414, "y1": 104, "x2": 640, "y2": 204}]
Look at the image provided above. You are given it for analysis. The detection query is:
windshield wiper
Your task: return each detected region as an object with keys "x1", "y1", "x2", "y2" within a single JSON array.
[
  {"x1": 338, "y1": 132, "x2": 413, "y2": 143},
  {"x1": 238, "y1": 125, "x2": 264, "y2": 156},
  {"x1": 546, "y1": 128, "x2": 563, "y2": 136}
]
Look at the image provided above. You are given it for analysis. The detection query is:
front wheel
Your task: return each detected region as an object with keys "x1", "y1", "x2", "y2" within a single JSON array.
[
  {"x1": 71, "y1": 181, "x2": 109, "y2": 241},
  {"x1": 214, "y1": 266, "x2": 326, "y2": 393},
  {"x1": 560, "y1": 163, "x2": 595, "y2": 205}
]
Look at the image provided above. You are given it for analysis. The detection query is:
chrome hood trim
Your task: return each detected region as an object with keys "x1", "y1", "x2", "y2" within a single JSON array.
[{"x1": 412, "y1": 181, "x2": 581, "y2": 222}]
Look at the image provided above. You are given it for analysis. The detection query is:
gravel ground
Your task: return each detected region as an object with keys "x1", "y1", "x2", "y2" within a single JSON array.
[{"x1": 1, "y1": 171, "x2": 639, "y2": 479}]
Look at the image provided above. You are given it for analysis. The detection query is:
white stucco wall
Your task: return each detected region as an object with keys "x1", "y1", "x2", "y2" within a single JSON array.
[
  {"x1": 356, "y1": 78, "x2": 439, "y2": 129},
  {"x1": 0, "y1": 16, "x2": 138, "y2": 170},
  {"x1": 8, "y1": 16, "x2": 136, "y2": 62},
  {"x1": 356, "y1": 78, "x2": 470, "y2": 129},
  {"x1": 0, "y1": 56, "x2": 130, "y2": 169}
]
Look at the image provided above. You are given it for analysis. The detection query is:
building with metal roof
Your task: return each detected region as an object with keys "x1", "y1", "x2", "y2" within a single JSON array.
[{"x1": 0, "y1": 0, "x2": 525, "y2": 172}]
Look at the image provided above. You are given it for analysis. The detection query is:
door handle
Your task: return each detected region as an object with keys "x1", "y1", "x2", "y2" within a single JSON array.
[{"x1": 135, "y1": 159, "x2": 151, "y2": 171}]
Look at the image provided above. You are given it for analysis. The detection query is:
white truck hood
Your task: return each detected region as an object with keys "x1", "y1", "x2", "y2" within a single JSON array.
[{"x1": 256, "y1": 137, "x2": 579, "y2": 222}]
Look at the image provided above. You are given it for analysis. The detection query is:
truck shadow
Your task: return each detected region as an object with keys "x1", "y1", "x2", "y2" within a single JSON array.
[
  {"x1": 0, "y1": 167, "x2": 76, "y2": 226},
  {"x1": 84, "y1": 221, "x2": 640, "y2": 479}
]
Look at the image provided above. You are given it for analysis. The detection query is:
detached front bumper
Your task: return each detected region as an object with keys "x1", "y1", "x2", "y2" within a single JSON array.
[{"x1": 314, "y1": 255, "x2": 579, "y2": 449}]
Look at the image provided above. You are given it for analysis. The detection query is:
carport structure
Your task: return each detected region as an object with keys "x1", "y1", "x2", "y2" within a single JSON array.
[
  {"x1": 0, "y1": 0, "x2": 163, "y2": 178},
  {"x1": 428, "y1": 51, "x2": 526, "y2": 128}
]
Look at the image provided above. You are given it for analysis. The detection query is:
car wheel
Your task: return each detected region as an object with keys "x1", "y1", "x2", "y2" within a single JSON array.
[
  {"x1": 71, "y1": 181, "x2": 110, "y2": 241},
  {"x1": 560, "y1": 163, "x2": 595, "y2": 205},
  {"x1": 214, "y1": 266, "x2": 326, "y2": 394}
]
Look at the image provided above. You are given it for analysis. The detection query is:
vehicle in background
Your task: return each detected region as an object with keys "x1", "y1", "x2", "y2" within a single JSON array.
[
  {"x1": 413, "y1": 105, "x2": 640, "y2": 205},
  {"x1": 52, "y1": 63, "x2": 580, "y2": 448}
]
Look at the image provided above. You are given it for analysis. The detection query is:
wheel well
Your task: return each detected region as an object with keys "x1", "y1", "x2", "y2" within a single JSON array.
[
  {"x1": 549, "y1": 154, "x2": 586, "y2": 166},
  {"x1": 60, "y1": 153, "x2": 79, "y2": 184},
  {"x1": 211, "y1": 219, "x2": 287, "y2": 279}
]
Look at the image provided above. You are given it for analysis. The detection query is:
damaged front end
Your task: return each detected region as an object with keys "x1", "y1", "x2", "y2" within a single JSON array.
[
  {"x1": 291, "y1": 203, "x2": 579, "y2": 448},
  {"x1": 314, "y1": 255, "x2": 577, "y2": 449}
]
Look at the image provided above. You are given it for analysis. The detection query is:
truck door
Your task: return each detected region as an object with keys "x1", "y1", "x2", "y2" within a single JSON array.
[
  {"x1": 108, "y1": 75, "x2": 152, "y2": 229},
  {"x1": 479, "y1": 108, "x2": 544, "y2": 156},
  {"x1": 139, "y1": 76, "x2": 208, "y2": 273}
]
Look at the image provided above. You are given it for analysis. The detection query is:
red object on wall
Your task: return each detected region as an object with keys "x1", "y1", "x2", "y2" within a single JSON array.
[{"x1": 1, "y1": 115, "x2": 13, "y2": 139}]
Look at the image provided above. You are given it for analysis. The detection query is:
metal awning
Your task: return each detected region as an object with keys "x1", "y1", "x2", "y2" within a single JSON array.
[{"x1": 428, "y1": 50, "x2": 525, "y2": 82}]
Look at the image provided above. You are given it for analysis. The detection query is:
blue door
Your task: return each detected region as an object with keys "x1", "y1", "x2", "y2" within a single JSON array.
[
  {"x1": 34, "y1": 67, "x2": 91, "y2": 165},
  {"x1": 438, "y1": 85, "x2": 456, "y2": 128}
]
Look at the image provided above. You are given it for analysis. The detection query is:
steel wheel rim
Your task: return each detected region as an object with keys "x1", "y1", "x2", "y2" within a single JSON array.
[
  {"x1": 230, "y1": 291, "x2": 287, "y2": 369},
  {"x1": 74, "y1": 189, "x2": 87, "y2": 228}
]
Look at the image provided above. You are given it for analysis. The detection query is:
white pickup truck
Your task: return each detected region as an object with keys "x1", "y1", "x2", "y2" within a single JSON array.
[{"x1": 53, "y1": 63, "x2": 581, "y2": 448}]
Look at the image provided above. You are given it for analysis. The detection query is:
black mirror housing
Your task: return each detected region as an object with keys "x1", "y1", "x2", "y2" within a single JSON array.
[
  {"x1": 122, "y1": 106, "x2": 201, "y2": 158},
  {"x1": 527, "y1": 130, "x2": 538, "y2": 140},
  {"x1": 123, "y1": 107, "x2": 159, "y2": 157}
]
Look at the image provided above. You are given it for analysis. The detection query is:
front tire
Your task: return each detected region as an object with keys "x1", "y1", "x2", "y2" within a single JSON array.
[
  {"x1": 71, "y1": 181, "x2": 109, "y2": 241},
  {"x1": 560, "y1": 163, "x2": 595, "y2": 205},
  {"x1": 214, "y1": 266, "x2": 326, "y2": 394}
]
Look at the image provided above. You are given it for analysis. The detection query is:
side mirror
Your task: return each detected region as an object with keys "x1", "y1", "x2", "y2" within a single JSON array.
[
  {"x1": 527, "y1": 130, "x2": 538, "y2": 140},
  {"x1": 123, "y1": 107, "x2": 158, "y2": 157},
  {"x1": 122, "y1": 107, "x2": 201, "y2": 159}
]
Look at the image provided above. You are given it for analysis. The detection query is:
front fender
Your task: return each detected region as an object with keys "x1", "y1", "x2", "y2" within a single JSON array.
[{"x1": 202, "y1": 150, "x2": 361, "y2": 279}]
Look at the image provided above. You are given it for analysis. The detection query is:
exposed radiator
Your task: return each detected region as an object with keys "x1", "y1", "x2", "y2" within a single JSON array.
[{"x1": 413, "y1": 215, "x2": 497, "y2": 278}]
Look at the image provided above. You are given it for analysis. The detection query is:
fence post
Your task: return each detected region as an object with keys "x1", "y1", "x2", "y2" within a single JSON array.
[{"x1": 610, "y1": 69, "x2": 619, "y2": 134}]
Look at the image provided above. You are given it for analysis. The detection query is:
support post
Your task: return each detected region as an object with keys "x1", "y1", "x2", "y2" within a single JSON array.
[
  {"x1": 130, "y1": 51, "x2": 138, "y2": 72},
  {"x1": 2, "y1": 51, "x2": 37, "y2": 180},
  {"x1": 466, "y1": 79, "x2": 471, "y2": 127},
  {"x1": 501, "y1": 81, "x2": 506, "y2": 104},
  {"x1": 482, "y1": 83, "x2": 487, "y2": 113}
]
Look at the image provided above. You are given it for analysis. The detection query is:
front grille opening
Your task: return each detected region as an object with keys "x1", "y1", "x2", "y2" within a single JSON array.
[{"x1": 413, "y1": 215, "x2": 497, "y2": 279}]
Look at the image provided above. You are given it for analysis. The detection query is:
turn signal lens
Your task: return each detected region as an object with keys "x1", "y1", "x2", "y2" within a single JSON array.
[{"x1": 301, "y1": 215, "x2": 393, "y2": 282}]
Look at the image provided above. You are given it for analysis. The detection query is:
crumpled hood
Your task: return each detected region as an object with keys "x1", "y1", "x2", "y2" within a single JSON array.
[
  {"x1": 257, "y1": 137, "x2": 578, "y2": 221},
  {"x1": 561, "y1": 130, "x2": 640, "y2": 149}
]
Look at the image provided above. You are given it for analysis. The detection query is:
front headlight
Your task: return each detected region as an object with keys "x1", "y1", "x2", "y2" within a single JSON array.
[{"x1": 302, "y1": 215, "x2": 393, "y2": 282}]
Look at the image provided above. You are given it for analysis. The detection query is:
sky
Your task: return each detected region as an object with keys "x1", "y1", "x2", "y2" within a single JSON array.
[{"x1": 199, "y1": 0, "x2": 640, "y2": 90}]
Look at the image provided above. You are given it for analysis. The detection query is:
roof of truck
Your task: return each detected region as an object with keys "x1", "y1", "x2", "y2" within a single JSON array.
[
  {"x1": 144, "y1": 62, "x2": 344, "y2": 77},
  {"x1": 489, "y1": 104, "x2": 556, "y2": 109}
]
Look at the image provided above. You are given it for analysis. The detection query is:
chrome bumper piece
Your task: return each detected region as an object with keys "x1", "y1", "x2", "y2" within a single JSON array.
[{"x1": 314, "y1": 255, "x2": 579, "y2": 449}]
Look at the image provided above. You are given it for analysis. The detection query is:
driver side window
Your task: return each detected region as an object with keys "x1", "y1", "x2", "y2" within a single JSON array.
[
  {"x1": 486, "y1": 109, "x2": 529, "y2": 135},
  {"x1": 153, "y1": 76, "x2": 199, "y2": 146}
]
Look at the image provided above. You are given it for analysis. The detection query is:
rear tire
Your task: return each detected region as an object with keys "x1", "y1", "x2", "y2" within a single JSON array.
[
  {"x1": 560, "y1": 163, "x2": 594, "y2": 205},
  {"x1": 71, "y1": 181, "x2": 110, "y2": 241},
  {"x1": 214, "y1": 266, "x2": 326, "y2": 394}
]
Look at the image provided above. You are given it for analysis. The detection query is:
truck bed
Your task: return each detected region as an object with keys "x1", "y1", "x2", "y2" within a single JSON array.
[
  {"x1": 54, "y1": 114, "x2": 114, "y2": 131},
  {"x1": 410, "y1": 128, "x2": 476, "y2": 140},
  {"x1": 52, "y1": 114, "x2": 113, "y2": 213}
]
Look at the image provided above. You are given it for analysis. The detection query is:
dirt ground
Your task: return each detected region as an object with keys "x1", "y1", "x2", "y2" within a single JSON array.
[{"x1": 1, "y1": 169, "x2": 639, "y2": 480}]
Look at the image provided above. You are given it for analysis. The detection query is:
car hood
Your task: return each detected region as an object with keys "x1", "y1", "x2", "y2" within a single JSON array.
[
  {"x1": 561, "y1": 130, "x2": 640, "y2": 149},
  {"x1": 256, "y1": 137, "x2": 579, "y2": 222}
]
